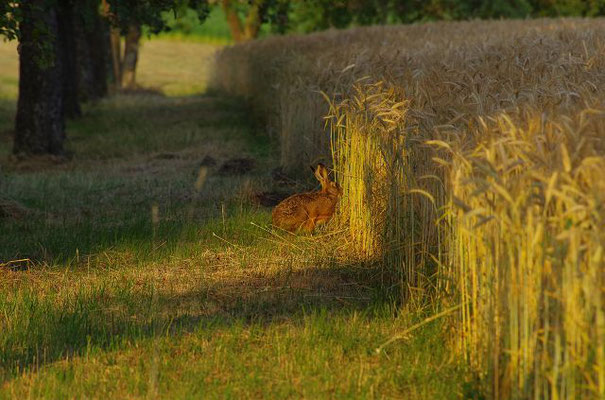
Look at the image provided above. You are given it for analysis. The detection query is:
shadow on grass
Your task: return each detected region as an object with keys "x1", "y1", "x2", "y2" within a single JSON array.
[
  {"x1": 0, "y1": 90, "x2": 399, "y2": 384},
  {"x1": 0, "y1": 98, "x2": 16, "y2": 154},
  {"x1": 0, "y1": 89, "x2": 276, "y2": 264},
  {"x1": 0, "y1": 260, "x2": 394, "y2": 383},
  {"x1": 0, "y1": 91, "x2": 262, "y2": 166}
]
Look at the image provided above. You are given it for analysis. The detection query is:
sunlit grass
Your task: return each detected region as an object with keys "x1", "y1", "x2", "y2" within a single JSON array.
[
  {"x1": 0, "y1": 40, "x2": 17, "y2": 101},
  {"x1": 136, "y1": 40, "x2": 220, "y2": 96}
]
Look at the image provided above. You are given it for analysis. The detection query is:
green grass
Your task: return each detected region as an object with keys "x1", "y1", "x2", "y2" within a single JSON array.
[
  {"x1": 0, "y1": 39, "x2": 464, "y2": 398},
  {"x1": 2, "y1": 302, "x2": 460, "y2": 399}
]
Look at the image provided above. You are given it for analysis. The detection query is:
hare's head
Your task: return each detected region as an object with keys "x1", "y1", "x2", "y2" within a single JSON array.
[{"x1": 311, "y1": 163, "x2": 342, "y2": 198}]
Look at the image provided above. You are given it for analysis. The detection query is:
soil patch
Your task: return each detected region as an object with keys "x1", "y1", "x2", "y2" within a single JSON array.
[
  {"x1": 251, "y1": 190, "x2": 293, "y2": 207},
  {"x1": 199, "y1": 155, "x2": 217, "y2": 167},
  {"x1": 218, "y1": 157, "x2": 255, "y2": 175},
  {"x1": 271, "y1": 167, "x2": 299, "y2": 187},
  {"x1": 0, "y1": 199, "x2": 29, "y2": 219}
]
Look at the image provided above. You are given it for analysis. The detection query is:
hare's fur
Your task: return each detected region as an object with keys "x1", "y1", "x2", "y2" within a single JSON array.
[{"x1": 272, "y1": 164, "x2": 342, "y2": 233}]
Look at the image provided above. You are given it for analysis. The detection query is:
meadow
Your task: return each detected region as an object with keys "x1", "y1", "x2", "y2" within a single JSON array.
[
  {"x1": 212, "y1": 18, "x2": 605, "y2": 399},
  {"x1": 0, "y1": 40, "x2": 463, "y2": 398}
]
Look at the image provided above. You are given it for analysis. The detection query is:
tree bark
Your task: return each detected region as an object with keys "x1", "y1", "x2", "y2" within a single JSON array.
[
  {"x1": 109, "y1": 26, "x2": 122, "y2": 88},
  {"x1": 74, "y1": 0, "x2": 109, "y2": 101},
  {"x1": 221, "y1": 0, "x2": 264, "y2": 42},
  {"x1": 221, "y1": 0, "x2": 245, "y2": 42},
  {"x1": 243, "y1": 2, "x2": 262, "y2": 40},
  {"x1": 90, "y1": 16, "x2": 110, "y2": 98},
  {"x1": 121, "y1": 23, "x2": 141, "y2": 89},
  {"x1": 14, "y1": 0, "x2": 65, "y2": 156},
  {"x1": 100, "y1": 0, "x2": 121, "y2": 89},
  {"x1": 57, "y1": 0, "x2": 81, "y2": 118}
]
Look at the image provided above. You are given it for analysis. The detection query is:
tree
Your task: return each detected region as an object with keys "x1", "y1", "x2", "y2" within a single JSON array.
[
  {"x1": 57, "y1": 0, "x2": 81, "y2": 118},
  {"x1": 287, "y1": 0, "x2": 605, "y2": 32},
  {"x1": 74, "y1": 0, "x2": 110, "y2": 101},
  {"x1": 2, "y1": 0, "x2": 110, "y2": 156},
  {"x1": 219, "y1": 0, "x2": 290, "y2": 42},
  {"x1": 2, "y1": 0, "x2": 209, "y2": 156},
  {"x1": 103, "y1": 0, "x2": 210, "y2": 89},
  {"x1": 121, "y1": 23, "x2": 142, "y2": 89},
  {"x1": 13, "y1": 0, "x2": 65, "y2": 156},
  {"x1": 221, "y1": 0, "x2": 262, "y2": 41}
]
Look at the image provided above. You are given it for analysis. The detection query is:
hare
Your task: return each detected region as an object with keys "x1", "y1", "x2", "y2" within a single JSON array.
[{"x1": 272, "y1": 163, "x2": 342, "y2": 233}]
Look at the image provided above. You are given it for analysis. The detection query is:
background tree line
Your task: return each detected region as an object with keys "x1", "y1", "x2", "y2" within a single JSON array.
[
  {"x1": 286, "y1": 0, "x2": 605, "y2": 31},
  {"x1": 1, "y1": 0, "x2": 603, "y2": 158},
  {"x1": 212, "y1": 0, "x2": 605, "y2": 40}
]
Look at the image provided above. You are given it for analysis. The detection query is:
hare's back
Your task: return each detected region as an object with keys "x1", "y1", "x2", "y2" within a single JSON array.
[{"x1": 274, "y1": 193, "x2": 317, "y2": 216}]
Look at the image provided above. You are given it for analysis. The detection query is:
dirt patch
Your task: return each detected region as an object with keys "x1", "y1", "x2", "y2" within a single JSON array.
[
  {"x1": 271, "y1": 167, "x2": 298, "y2": 187},
  {"x1": 152, "y1": 152, "x2": 181, "y2": 160},
  {"x1": 0, "y1": 258, "x2": 31, "y2": 271},
  {"x1": 0, "y1": 199, "x2": 29, "y2": 220},
  {"x1": 199, "y1": 155, "x2": 217, "y2": 167},
  {"x1": 218, "y1": 157, "x2": 255, "y2": 175},
  {"x1": 1, "y1": 154, "x2": 70, "y2": 172},
  {"x1": 0, "y1": 129, "x2": 13, "y2": 143},
  {"x1": 118, "y1": 86, "x2": 165, "y2": 97},
  {"x1": 251, "y1": 190, "x2": 293, "y2": 207}
]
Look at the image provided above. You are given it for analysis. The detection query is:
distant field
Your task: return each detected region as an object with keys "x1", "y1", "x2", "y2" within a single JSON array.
[
  {"x1": 0, "y1": 39, "x2": 462, "y2": 398},
  {"x1": 0, "y1": 41, "x2": 17, "y2": 100},
  {"x1": 0, "y1": 41, "x2": 18, "y2": 139},
  {"x1": 137, "y1": 40, "x2": 218, "y2": 96}
]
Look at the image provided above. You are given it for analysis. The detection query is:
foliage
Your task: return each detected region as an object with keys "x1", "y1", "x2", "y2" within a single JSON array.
[
  {"x1": 0, "y1": 0, "x2": 212, "y2": 41},
  {"x1": 159, "y1": 6, "x2": 231, "y2": 38},
  {"x1": 0, "y1": 1, "x2": 58, "y2": 67},
  {"x1": 152, "y1": 0, "x2": 605, "y2": 41},
  {"x1": 0, "y1": 1, "x2": 21, "y2": 40},
  {"x1": 288, "y1": 0, "x2": 605, "y2": 31},
  {"x1": 106, "y1": 0, "x2": 210, "y2": 33}
]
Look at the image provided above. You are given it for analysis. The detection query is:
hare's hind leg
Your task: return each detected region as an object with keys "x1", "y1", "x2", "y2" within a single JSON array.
[
  {"x1": 301, "y1": 217, "x2": 316, "y2": 233},
  {"x1": 315, "y1": 215, "x2": 332, "y2": 227}
]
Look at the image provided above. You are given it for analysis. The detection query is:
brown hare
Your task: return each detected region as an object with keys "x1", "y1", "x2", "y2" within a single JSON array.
[{"x1": 272, "y1": 163, "x2": 342, "y2": 233}]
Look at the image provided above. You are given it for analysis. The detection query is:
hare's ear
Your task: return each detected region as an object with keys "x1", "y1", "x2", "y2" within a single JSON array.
[
  {"x1": 317, "y1": 163, "x2": 329, "y2": 181},
  {"x1": 314, "y1": 163, "x2": 328, "y2": 182}
]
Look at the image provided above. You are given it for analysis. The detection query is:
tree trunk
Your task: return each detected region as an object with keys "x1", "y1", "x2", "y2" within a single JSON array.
[
  {"x1": 243, "y1": 2, "x2": 262, "y2": 40},
  {"x1": 221, "y1": 0, "x2": 245, "y2": 42},
  {"x1": 109, "y1": 27, "x2": 122, "y2": 88},
  {"x1": 57, "y1": 0, "x2": 81, "y2": 118},
  {"x1": 74, "y1": 0, "x2": 109, "y2": 101},
  {"x1": 121, "y1": 23, "x2": 141, "y2": 89},
  {"x1": 14, "y1": 0, "x2": 65, "y2": 156},
  {"x1": 90, "y1": 16, "x2": 110, "y2": 98},
  {"x1": 100, "y1": 0, "x2": 121, "y2": 89},
  {"x1": 222, "y1": 0, "x2": 263, "y2": 42}
]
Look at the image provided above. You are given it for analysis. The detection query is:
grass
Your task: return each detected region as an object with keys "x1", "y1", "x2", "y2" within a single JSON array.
[
  {"x1": 0, "y1": 39, "x2": 463, "y2": 398},
  {"x1": 135, "y1": 40, "x2": 219, "y2": 96}
]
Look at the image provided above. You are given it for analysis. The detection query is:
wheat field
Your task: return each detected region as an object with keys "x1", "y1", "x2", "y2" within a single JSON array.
[{"x1": 211, "y1": 18, "x2": 605, "y2": 399}]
